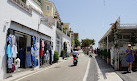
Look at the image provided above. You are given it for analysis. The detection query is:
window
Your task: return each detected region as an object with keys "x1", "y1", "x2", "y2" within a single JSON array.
[{"x1": 46, "y1": 5, "x2": 50, "y2": 11}]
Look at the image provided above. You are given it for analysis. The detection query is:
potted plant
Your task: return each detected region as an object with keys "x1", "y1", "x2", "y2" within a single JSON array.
[
  {"x1": 54, "y1": 16, "x2": 58, "y2": 19},
  {"x1": 54, "y1": 51, "x2": 59, "y2": 63},
  {"x1": 61, "y1": 49, "x2": 65, "y2": 59}
]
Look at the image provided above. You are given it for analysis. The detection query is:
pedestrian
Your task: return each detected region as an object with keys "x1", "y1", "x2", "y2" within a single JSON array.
[{"x1": 125, "y1": 44, "x2": 134, "y2": 73}]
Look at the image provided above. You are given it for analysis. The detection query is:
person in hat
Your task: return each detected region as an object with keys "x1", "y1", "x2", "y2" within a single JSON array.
[{"x1": 125, "y1": 44, "x2": 134, "y2": 73}]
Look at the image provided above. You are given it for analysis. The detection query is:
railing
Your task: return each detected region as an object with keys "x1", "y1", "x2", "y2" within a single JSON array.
[
  {"x1": 57, "y1": 22, "x2": 70, "y2": 38},
  {"x1": 33, "y1": 0, "x2": 42, "y2": 8},
  {"x1": 120, "y1": 24, "x2": 137, "y2": 27},
  {"x1": 67, "y1": 31, "x2": 70, "y2": 37},
  {"x1": 10, "y1": 0, "x2": 32, "y2": 14},
  {"x1": 57, "y1": 22, "x2": 62, "y2": 31},
  {"x1": 63, "y1": 29, "x2": 66, "y2": 34}
]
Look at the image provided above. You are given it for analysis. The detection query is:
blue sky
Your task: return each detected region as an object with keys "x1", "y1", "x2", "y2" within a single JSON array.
[{"x1": 50, "y1": 0, "x2": 137, "y2": 48}]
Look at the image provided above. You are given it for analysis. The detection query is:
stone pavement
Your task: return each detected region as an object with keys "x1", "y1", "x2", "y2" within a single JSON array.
[
  {"x1": 116, "y1": 70, "x2": 137, "y2": 81},
  {"x1": 94, "y1": 56, "x2": 123, "y2": 81}
]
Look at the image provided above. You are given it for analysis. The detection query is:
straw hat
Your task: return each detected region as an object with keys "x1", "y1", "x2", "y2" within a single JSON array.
[{"x1": 128, "y1": 44, "x2": 131, "y2": 47}]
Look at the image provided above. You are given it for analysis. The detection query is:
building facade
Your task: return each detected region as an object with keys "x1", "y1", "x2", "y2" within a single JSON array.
[
  {"x1": 0, "y1": 0, "x2": 72, "y2": 80},
  {"x1": 99, "y1": 17, "x2": 137, "y2": 70}
]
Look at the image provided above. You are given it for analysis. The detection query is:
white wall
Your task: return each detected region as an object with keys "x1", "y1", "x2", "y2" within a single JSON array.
[
  {"x1": 0, "y1": 0, "x2": 71, "y2": 80},
  {"x1": 62, "y1": 34, "x2": 71, "y2": 53},
  {"x1": 0, "y1": 0, "x2": 56, "y2": 80},
  {"x1": 39, "y1": 23, "x2": 56, "y2": 52}
]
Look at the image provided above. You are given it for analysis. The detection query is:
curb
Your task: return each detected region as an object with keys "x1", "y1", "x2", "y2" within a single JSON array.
[
  {"x1": 115, "y1": 71, "x2": 126, "y2": 81},
  {"x1": 2, "y1": 57, "x2": 72, "y2": 81}
]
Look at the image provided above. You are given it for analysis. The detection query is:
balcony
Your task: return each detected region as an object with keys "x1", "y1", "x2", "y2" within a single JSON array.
[
  {"x1": 67, "y1": 31, "x2": 70, "y2": 37},
  {"x1": 63, "y1": 28, "x2": 66, "y2": 34},
  {"x1": 33, "y1": 0, "x2": 42, "y2": 8},
  {"x1": 57, "y1": 22, "x2": 62, "y2": 31},
  {"x1": 57, "y1": 22, "x2": 70, "y2": 38},
  {"x1": 10, "y1": 0, "x2": 32, "y2": 14}
]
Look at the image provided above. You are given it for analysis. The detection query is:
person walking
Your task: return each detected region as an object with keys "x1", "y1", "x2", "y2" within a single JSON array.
[{"x1": 125, "y1": 44, "x2": 134, "y2": 73}]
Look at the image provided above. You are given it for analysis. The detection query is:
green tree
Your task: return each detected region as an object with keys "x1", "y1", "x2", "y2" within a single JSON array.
[
  {"x1": 82, "y1": 39, "x2": 95, "y2": 47},
  {"x1": 74, "y1": 38, "x2": 80, "y2": 47},
  {"x1": 130, "y1": 32, "x2": 137, "y2": 46}
]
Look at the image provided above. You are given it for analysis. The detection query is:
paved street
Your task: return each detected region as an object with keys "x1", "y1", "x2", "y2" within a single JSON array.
[
  {"x1": 87, "y1": 54, "x2": 98, "y2": 81},
  {"x1": 3, "y1": 51, "x2": 123, "y2": 81},
  {"x1": 13, "y1": 51, "x2": 91, "y2": 81}
]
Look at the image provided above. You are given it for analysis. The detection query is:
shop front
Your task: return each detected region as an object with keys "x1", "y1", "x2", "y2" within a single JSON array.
[
  {"x1": 6, "y1": 29, "x2": 39, "y2": 73},
  {"x1": 5, "y1": 21, "x2": 52, "y2": 74},
  {"x1": 39, "y1": 39, "x2": 53, "y2": 67}
]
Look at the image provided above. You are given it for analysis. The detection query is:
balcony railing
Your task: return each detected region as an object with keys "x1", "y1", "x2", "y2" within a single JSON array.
[
  {"x1": 67, "y1": 31, "x2": 70, "y2": 37},
  {"x1": 63, "y1": 29, "x2": 66, "y2": 34},
  {"x1": 10, "y1": 0, "x2": 32, "y2": 14},
  {"x1": 57, "y1": 22, "x2": 62, "y2": 31},
  {"x1": 57, "y1": 22, "x2": 70, "y2": 38},
  {"x1": 33, "y1": 0, "x2": 42, "y2": 8}
]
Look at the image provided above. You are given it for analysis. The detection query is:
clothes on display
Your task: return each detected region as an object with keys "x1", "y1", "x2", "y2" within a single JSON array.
[
  {"x1": 46, "y1": 50, "x2": 50, "y2": 61},
  {"x1": 40, "y1": 40, "x2": 43, "y2": 57},
  {"x1": 42, "y1": 40, "x2": 45, "y2": 51},
  {"x1": 31, "y1": 37, "x2": 38, "y2": 67},
  {"x1": 8, "y1": 34, "x2": 12, "y2": 45},
  {"x1": 6, "y1": 32, "x2": 40, "y2": 73},
  {"x1": 26, "y1": 47, "x2": 32, "y2": 67},
  {"x1": 8, "y1": 58, "x2": 13, "y2": 69},
  {"x1": 6, "y1": 44, "x2": 13, "y2": 58},
  {"x1": 31, "y1": 47, "x2": 35, "y2": 57},
  {"x1": 32, "y1": 36, "x2": 35, "y2": 50},
  {"x1": 35, "y1": 43, "x2": 39, "y2": 57},
  {"x1": 40, "y1": 40, "x2": 44, "y2": 66},
  {"x1": 12, "y1": 45, "x2": 18, "y2": 58},
  {"x1": 11, "y1": 64, "x2": 16, "y2": 72},
  {"x1": 31, "y1": 46, "x2": 37, "y2": 67},
  {"x1": 15, "y1": 58, "x2": 20, "y2": 68},
  {"x1": 6, "y1": 34, "x2": 18, "y2": 73},
  {"x1": 11, "y1": 35, "x2": 17, "y2": 46}
]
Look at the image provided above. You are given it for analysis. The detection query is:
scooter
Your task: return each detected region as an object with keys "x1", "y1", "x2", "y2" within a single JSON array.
[{"x1": 73, "y1": 54, "x2": 78, "y2": 66}]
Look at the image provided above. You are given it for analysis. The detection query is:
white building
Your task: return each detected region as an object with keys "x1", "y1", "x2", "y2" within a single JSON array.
[
  {"x1": 0, "y1": 0, "x2": 71, "y2": 80},
  {"x1": 99, "y1": 17, "x2": 137, "y2": 70}
]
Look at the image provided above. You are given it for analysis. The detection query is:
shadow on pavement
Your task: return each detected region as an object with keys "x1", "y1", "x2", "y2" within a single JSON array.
[
  {"x1": 68, "y1": 65, "x2": 75, "y2": 67},
  {"x1": 95, "y1": 56, "x2": 115, "y2": 79}
]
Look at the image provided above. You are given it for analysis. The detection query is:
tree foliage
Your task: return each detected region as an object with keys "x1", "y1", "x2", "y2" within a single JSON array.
[
  {"x1": 82, "y1": 39, "x2": 95, "y2": 47},
  {"x1": 130, "y1": 32, "x2": 137, "y2": 46},
  {"x1": 74, "y1": 38, "x2": 80, "y2": 47}
]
